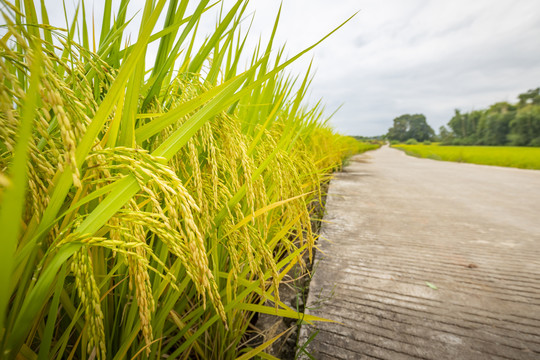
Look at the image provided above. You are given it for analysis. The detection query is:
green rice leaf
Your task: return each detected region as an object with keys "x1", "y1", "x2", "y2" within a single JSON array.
[
  {"x1": 0, "y1": 45, "x2": 41, "y2": 330},
  {"x1": 234, "y1": 303, "x2": 333, "y2": 324}
]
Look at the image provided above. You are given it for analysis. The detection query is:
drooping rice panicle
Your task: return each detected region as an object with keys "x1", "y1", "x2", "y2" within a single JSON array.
[{"x1": 0, "y1": 1, "x2": 365, "y2": 359}]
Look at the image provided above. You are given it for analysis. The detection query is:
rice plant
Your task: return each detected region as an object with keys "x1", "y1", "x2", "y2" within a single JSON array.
[{"x1": 0, "y1": 0, "x2": 360, "y2": 358}]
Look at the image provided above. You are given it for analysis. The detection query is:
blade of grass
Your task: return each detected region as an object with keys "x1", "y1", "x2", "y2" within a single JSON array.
[{"x1": 37, "y1": 265, "x2": 66, "y2": 360}]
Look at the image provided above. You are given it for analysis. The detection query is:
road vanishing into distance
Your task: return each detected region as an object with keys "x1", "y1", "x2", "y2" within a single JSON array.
[{"x1": 299, "y1": 146, "x2": 540, "y2": 359}]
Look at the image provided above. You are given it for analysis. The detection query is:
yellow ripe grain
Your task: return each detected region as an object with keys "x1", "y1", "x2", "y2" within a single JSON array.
[
  {"x1": 127, "y1": 243, "x2": 154, "y2": 355},
  {"x1": 71, "y1": 248, "x2": 106, "y2": 360}
]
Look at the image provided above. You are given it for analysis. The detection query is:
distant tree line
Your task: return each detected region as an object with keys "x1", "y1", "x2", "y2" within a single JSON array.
[
  {"x1": 385, "y1": 88, "x2": 540, "y2": 147},
  {"x1": 440, "y1": 88, "x2": 540, "y2": 146},
  {"x1": 352, "y1": 135, "x2": 384, "y2": 142}
]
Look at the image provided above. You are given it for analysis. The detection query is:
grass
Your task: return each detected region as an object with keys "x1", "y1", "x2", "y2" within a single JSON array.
[
  {"x1": 0, "y1": 1, "x2": 361, "y2": 359},
  {"x1": 393, "y1": 143, "x2": 540, "y2": 170}
]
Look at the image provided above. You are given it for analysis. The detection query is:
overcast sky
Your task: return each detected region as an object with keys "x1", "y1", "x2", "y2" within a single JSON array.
[
  {"x1": 232, "y1": 0, "x2": 540, "y2": 136},
  {"x1": 43, "y1": 0, "x2": 540, "y2": 136}
]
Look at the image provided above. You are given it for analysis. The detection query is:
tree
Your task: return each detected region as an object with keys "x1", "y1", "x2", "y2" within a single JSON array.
[
  {"x1": 476, "y1": 102, "x2": 516, "y2": 145},
  {"x1": 448, "y1": 109, "x2": 467, "y2": 138},
  {"x1": 509, "y1": 105, "x2": 540, "y2": 145},
  {"x1": 386, "y1": 114, "x2": 434, "y2": 142},
  {"x1": 447, "y1": 109, "x2": 482, "y2": 142},
  {"x1": 387, "y1": 115, "x2": 409, "y2": 142},
  {"x1": 408, "y1": 114, "x2": 435, "y2": 141},
  {"x1": 480, "y1": 112, "x2": 512, "y2": 145},
  {"x1": 518, "y1": 88, "x2": 540, "y2": 107},
  {"x1": 438, "y1": 126, "x2": 453, "y2": 144}
]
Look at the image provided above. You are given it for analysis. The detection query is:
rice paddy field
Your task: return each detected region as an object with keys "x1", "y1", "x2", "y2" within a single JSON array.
[
  {"x1": 0, "y1": 1, "x2": 369, "y2": 359},
  {"x1": 393, "y1": 144, "x2": 540, "y2": 170}
]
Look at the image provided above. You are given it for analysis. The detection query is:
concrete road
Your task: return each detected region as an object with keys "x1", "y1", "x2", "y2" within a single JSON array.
[{"x1": 299, "y1": 146, "x2": 540, "y2": 359}]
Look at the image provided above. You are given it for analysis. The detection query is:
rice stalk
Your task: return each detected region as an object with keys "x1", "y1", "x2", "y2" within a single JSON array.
[{"x1": 0, "y1": 1, "x2": 363, "y2": 358}]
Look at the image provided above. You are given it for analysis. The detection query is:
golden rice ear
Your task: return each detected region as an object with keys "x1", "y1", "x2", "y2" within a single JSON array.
[
  {"x1": 71, "y1": 247, "x2": 106, "y2": 359},
  {"x1": 127, "y1": 246, "x2": 154, "y2": 355}
]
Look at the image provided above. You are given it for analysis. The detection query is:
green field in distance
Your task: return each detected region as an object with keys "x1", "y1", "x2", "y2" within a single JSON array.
[{"x1": 393, "y1": 144, "x2": 540, "y2": 170}]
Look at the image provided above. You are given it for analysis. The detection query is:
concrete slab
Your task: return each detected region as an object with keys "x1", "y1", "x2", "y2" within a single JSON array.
[{"x1": 298, "y1": 146, "x2": 540, "y2": 359}]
